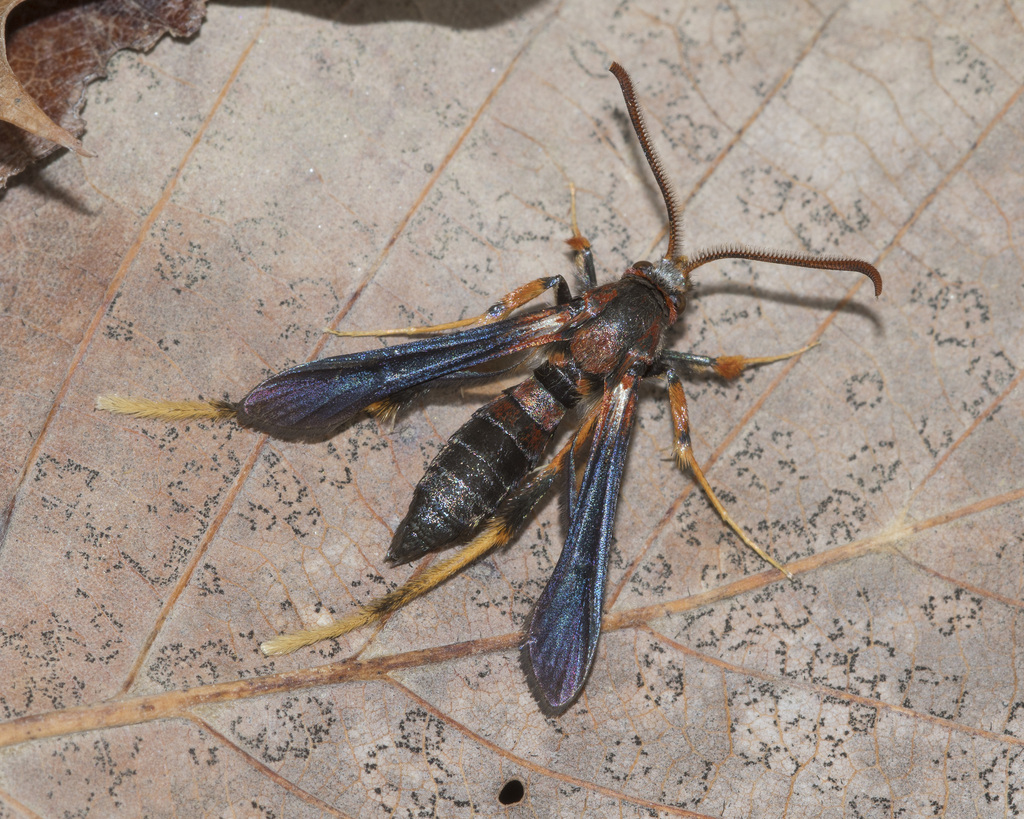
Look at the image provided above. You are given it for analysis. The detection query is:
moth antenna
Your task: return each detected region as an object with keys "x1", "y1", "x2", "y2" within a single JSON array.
[
  {"x1": 682, "y1": 244, "x2": 883, "y2": 297},
  {"x1": 609, "y1": 62, "x2": 682, "y2": 262}
]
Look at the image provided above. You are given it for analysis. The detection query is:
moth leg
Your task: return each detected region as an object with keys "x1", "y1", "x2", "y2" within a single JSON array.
[
  {"x1": 260, "y1": 430, "x2": 584, "y2": 656},
  {"x1": 665, "y1": 370, "x2": 793, "y2": 579},
  {"x1": 328, "y1": 275, "x2": 573, "y2": 339},
  {"x1": 661, "y1": 344, "x2": 817, "y2": 380},
  {"x1": 566, "y1": 182, "x2": 597, "y2": 289},
  {"x1": 96, "y1": 395, "x2": 237, "y2": 423}
]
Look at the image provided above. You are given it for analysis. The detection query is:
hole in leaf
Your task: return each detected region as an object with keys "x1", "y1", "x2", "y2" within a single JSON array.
[{"x1": 497, "y1": 777, "x2": 525, "y2": 805}]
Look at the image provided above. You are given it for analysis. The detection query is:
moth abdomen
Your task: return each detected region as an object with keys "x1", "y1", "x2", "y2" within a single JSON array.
[{"x1": 386, "y1": 374, "x2": 574, "y2": 566}]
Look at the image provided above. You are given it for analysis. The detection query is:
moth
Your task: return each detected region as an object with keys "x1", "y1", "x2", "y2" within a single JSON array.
[{"x1": 100, "y1": 64, "x2": 881, "y2": 716}]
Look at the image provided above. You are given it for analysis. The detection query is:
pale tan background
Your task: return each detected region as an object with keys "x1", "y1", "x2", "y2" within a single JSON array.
[{"x1": 1, "y1": 0, "x2": 1022, "y2": 816}]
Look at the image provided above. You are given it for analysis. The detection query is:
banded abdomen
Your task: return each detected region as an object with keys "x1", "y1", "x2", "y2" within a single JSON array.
[{"x1": 385, "y1": 362, "x2": 580, "y2": 565}]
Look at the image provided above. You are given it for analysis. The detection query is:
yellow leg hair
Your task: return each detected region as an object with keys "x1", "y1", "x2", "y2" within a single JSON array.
[
  {"x1": 260, "y1": 517, "x2": 517, "y2": 656},
  {"x1": 713, "y1": 343, "x2": 818, "y2": 379},
  {"x1": 260, "y1": 431, "x2": 586, "y2": 656},
  {"x1": 565, "y1": 182, "x2": 595, "y2": 286},
  {"x1": 569, "y1": 181, "x2": 583, "y2": 241},
  {"x1": 666, "y1": 372, "x2": 792, "y2": 579},
  {"x1": 326, "y1": 315, "x2": 483, "y2": 338},
  {"x1": 96, "y1": 395, "x2": 236, "y2": 422},
  {"x1": 326, "y1": 277, "x2": 568, "y2": 339},
  {"x1": 675, "y1": 449, "x2": 793, "y2": 579}
]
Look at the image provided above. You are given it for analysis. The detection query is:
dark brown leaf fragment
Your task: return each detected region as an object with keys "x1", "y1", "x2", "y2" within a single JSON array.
[{"x1": 0, "y1": 0, "x2": 207, "y2": 188}]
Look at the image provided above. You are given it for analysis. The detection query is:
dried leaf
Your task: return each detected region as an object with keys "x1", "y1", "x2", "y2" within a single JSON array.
[
  {"x1": 1, "y1": 1, "x2": 1023, "y2": 815},
  {"x1": 0, "y1": 0, "x2": 206, "y2": 188},
  {"x1": 0, "y1": 0, "x2": 85, "y2": 157}
]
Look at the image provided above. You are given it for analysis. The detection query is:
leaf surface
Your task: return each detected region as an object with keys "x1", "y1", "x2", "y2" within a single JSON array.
[
  {"x1": 0, "y1": 0, "x2": 206, "y2": 187},
  {"x1": 1, "y1": 1, "x2": 1022, "y2": 815}
]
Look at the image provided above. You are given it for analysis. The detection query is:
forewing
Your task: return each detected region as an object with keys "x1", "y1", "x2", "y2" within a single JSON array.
[
  {"x1": 235, "y1": 305, "x2": 583, "y2": 441},
  {"x1": 522, "y1": 369, "x2": 641, "y2": 716}
]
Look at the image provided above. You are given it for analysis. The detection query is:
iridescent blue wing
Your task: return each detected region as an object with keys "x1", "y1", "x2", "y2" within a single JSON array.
[
  {"x1": 235, "y1": 305, "x2": 585, "y2": 442},
  {"x1": 521, "y1": 368, "x2": 641, "y2": 715}
]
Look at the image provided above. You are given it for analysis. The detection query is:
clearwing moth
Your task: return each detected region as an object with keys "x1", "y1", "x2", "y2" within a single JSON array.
[{"x1": 99, "y1": 64, "x2": 881, "y2": 716}]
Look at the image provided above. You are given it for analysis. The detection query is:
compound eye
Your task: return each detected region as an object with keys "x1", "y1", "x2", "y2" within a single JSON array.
[{"x1": 632, "y1": 260, "x2": 654, "y2": 273}]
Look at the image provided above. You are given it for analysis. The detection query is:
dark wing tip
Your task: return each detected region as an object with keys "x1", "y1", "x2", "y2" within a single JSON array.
[
  {"x1": 234, "y1": 401, "x2": 348, "y2": 443},
  {"x1": 232, "y1": 364, "x2": 364, "y2": 443},
  {"x1": 519, "y1": 639, "x2": 583, "y2": 718}
]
